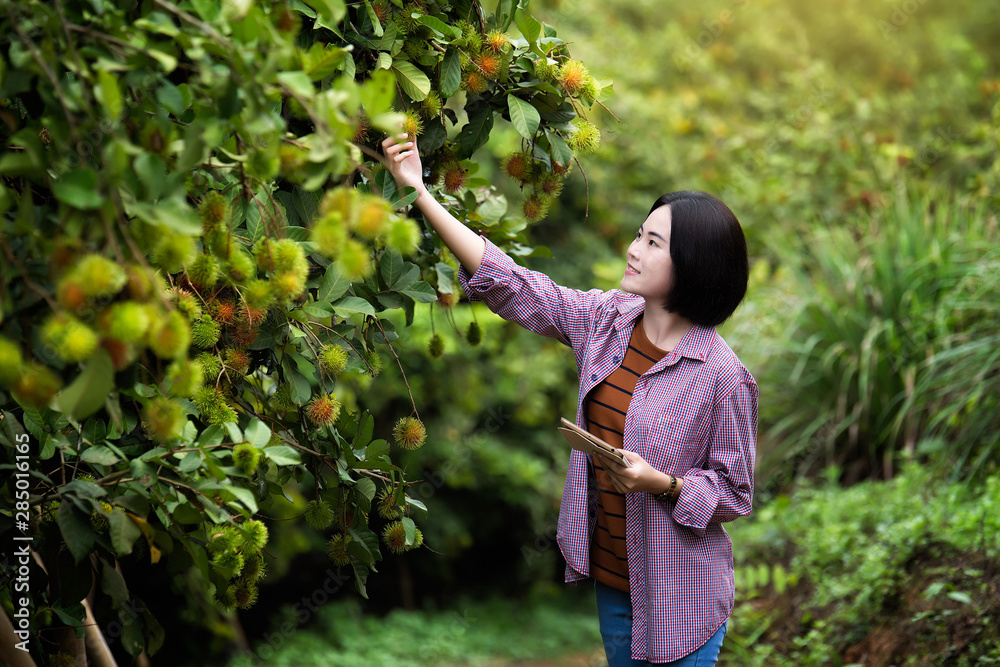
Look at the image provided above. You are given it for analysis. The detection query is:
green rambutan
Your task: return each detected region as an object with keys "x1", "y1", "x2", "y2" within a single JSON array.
[
  {"x1": 212, "y1": 546, "x2": 244, "y2": 574},
  {"x1": 212, "y1": 299, "x2": 238, "y2": 325},
  {"x1": 427, "y1": 333, "x2": 444, "y2": 358},
  {"x1": 152, "y1": 233, "x2": 196, "y2": 274},
  {"x1": 501, "y1": 152, "x2": 531, "y2": 183},
  {"x1": 195, "y1": 353, "x2": 223, "y2": 382},
  {"x1": 224, "y1": 246, "x2": 256, "y2": 283},
  {"x1": 306, "y1": 393, "x2": 341, "y2": 427},
  {"x1": 90, "y1": 502, "x2": 113, "y2": 532},
  {"x1": 241, "y1": 551, "x2": 267, "y2": 582},
  {"x1": 73, "y1": 255, "x2": 127, "y2": 299},
  {"x1": 262, "y1": 239, "x2": 308, "y2": 274},
  {"x1": 171, "y1": 288, "x2": 203, "y2": 319},
  {"x1": 143, "y1": 397, "x2": 186, "y2": 442},
  {"x1": 43, "y1": 315, "x2": 99, "y2": 363},
  {"x1": 232, "y1": 580, "x2": 259, "y2": 610},
  {"x1": 311, "y1": 214, "x2": 349, "y2": 259},
  {"x1": 578, "y1": 75, "x2": 600, "y2": 105},
  {"x1": 401, "y1": 110, "x2": 424, "y2": 137},
  {"x1": 466, "y1": 320, "x2": 482, "y2": 346},
  {"x1": 272, "y1": 270, "x2": 306, "y2": 300},
  {"x1": 199, "y1": 191, "x2": 229, "y2": 234},
  {"x1": 186, "y1": 253, "x2": 221, "y2": 289},
  {"x1": 243, "y1": 279, "x2": 274, "y2": 310},
  {"x1": 534, "y1": 57, "x2": 555, "y2": 82},
  {"x1": 326, "y1": 533, "x2": 351, "y2": 566},
  {"x1": 208, "y1": 525, "x2": 241, "y2": 554},
  {"x1": 165, "y1": 358, "x2": 204, "y2": 397},
  {"x1": 381, "y1": 521, "x2": 408, "y2": 554},
  {"x1": 376, "y1": 488, "x2": 399, "y2": 520},
  {"x1": 106, "y1": 302, "x2": 151, "y2": 344},
  {"x1": 485, "y1": 29, "x2": 511, "y2": 54},
  {"x1": 557, "y1": 60, "x2": 589, "y2": 96},
  {"x1": 245, "y1": 147, "x2": 280, "y2": 183},
  {"x1": 385, "y1": 218, "x2": 421, "y2": 256},
  {"x1": 319, "y1": 345, "x2": 349, "y2": 375},
  {"x1": 233, "y1": 443, "x2": 261, "y2": 476},
  {"x1": 214, "y1": 584, "x2": 237, "y2": 611},
  {"x1": 353, "y1": 196, "x2": 390, "y2": 239},
  {"x1": 191, "y1": 314, "x2": 222, "y2": 349},
  {"x1": 522, "y1": 193, "x2": 550, "y2": 222},
  {"x1": 338, "y1": 239, "x2": 372, "y2": 279},
  {"x1": 193, "y1": 386, "x2": 238, "y2": 424},
  {"x1": 566, "y1": 119, "x2": 601, "y2": 154},
  {"x1": 304, "y1": 500, "x2": 335, "y2": 529},
  {"x1": 539, "y1": 172, "x2": 564, "y2": 197},
  {"x1": 421, "y1": 92, "x2": 442, "y2": 119},
  {"x1": 0, "y1": 337, "x2": 23, "y2": 385},
  {"x1": 393, "y1": 416, "x2": 427, "y2": 450},
  {"x1": 457, "y1": 20, "x2": 481, "y2": 52},
  {"x1": 148, "y1": 310, "x2": 191, "y2": 359},
  {"x1": 270, "y1": 382, "x2": 295, "y2": 411},
  {"x1": 319, "y1": 187, "x2": 355, "y2": 219},
  {"x1": 278, "y1": 144, "x2": 308, "y2": 181},
  {"x1": 240, "y1": 519, "x2": 269, "y2": 553},
  {"x1": 366, "y1": 351, "x2": 383, "y2": 377}
]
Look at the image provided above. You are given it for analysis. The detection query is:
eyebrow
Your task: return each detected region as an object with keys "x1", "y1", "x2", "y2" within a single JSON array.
[{"x1": 638, "y1": 225, "x2": 667, "y2": 243}]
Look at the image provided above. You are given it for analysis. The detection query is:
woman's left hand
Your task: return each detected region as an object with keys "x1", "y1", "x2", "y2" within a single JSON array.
[{"x1": 605, "y1": 450, "x2": 674, "y2": 495}]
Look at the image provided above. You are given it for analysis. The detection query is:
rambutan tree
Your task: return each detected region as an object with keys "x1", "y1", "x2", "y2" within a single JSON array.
[{"x1": 0, "y1": 0, "x2": 610, "y2": 663}]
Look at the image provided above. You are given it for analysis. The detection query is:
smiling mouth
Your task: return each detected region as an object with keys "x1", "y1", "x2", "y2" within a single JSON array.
[{"x1": 626, "y1": 264, "x2": 640, "y2": 275}]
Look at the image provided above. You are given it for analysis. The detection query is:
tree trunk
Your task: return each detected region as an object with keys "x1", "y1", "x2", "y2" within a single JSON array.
[{"x1": 82, "y1": 597, "x2": 117, "y2": 667}]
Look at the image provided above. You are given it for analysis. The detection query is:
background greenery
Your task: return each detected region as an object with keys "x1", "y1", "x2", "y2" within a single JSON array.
[{"x1": 3, "y1": 0, "x2": 999, "y2": 663}]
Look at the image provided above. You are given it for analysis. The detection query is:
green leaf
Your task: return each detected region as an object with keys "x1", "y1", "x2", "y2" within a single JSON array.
[
  {"x1": 222, "y1": 485, "x2": 258, "y2": 514},
  {"x1": 126, "y1": 198, "x2": 202, "y2": 235},
  {"x1": 277, "y1": 71, "x2": 315, "y2": 97},
  {"x1": 402, "y1": 516, "x2": 416, "y2": 544},
  {"x1": 156, "y1": 81, "x2": 186, "y2": 116},
  {"x1": 263, "y1": 445, "x2": 302, "y2": 465},
  {"x1": 391, "y1": 60, "x2": 431, "y2": 101},
  {"x1": 373, "y1": 167, "x2": 397, "y2": 200},
  {"x1": 514, "y1": 8, "x2": 541, "y2": 45},
  {"x1": 80, "y1": 446, "x2": 120, "y2": 466},
  {"x1": 441, "y1": 50, "x2": 461, "y2": 97},
  {"x1": 318, "y1": 262, "x2": 352, "y2": 302},
  {"x1": 416, "y1": 14, "x2": 461, "y2": 38},
  {"x1": 54, "y1": 168, "x2": 103, "y2": 210},
  {"x1": 244, "y1": 419, "x2": 272, "y2": 448},
  {"x1": 302, "y1": 0, "x2": 346, "y2": 26},
  {"x1": 100, "y1": 559, "x2": 129, "y2": 609},
  {"x1": 360, "y1": 68, "x2": 396, "y2": 116},
  {"x1": 355, "y1": 477, "x2": 376, "y2": 500},
  {"x1": 365, "y1": 439, "x2": 390, "y2": 460},
  {"x1": 363, "y1": 0, "x2": 384, "y2": 36},
  {"x1": 96, "y1": 69, "x2": 122, "y2": 122},
  {"x1": 458, "y1": 106, "x2": 494, "y2": 158},
  {"x1": 508, "y1": 96, "x2": 541, "y2": 139},
  {"x1": 58, "y1": 502, "x2": 95, "y2": 562},
  {"x1": 332, "y1": 296, "x2": 377, "y2": 316},
  {"x1": 108, "y1": 510, "x2": 142, "y2": 556},
  {"x1": 947, "y1": 591, "x2": 973, "y2": 604},
  {"x1": 55, "y1": 349, "x2": 114, "y2": 420},
  {"x1": 435, "y1": 262, "x2": 455, "y2": 294},
  {"x1": 400, "y1": 281, "x2": 437, "y2": 303},
  {"x1": 545, "y1": 128, "x2": 573, "y2": 168},
  {"x1": 380, "y1": 247, "x2": 404, "y2": 288}
]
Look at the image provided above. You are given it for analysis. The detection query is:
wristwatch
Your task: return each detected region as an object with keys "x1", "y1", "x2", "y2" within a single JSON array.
[{"x1": 655, "y1": 474, "x2": 678, "y2": 503}]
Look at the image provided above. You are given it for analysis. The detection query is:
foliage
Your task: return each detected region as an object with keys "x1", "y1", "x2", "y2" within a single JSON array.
[
  {"x1": 723, "y1": 465, "x2": 1000, "y2": 665},
  {"x1": 225, "y1": 591, "x2": 600, "y2": 667},
  {"x1": 745, "y1": 193, "x2": 999, "y2": 484},
  {"x1": 0, "y1": 0, "x2": 609, "y2": 661}
]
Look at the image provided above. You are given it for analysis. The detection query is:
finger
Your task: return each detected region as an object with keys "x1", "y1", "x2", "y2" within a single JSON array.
[{"x1": 607, "y1": 471, "x2": 628, "y2": 494}]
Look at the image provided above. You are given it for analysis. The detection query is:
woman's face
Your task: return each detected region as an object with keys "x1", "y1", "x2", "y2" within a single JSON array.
[{"x1": 620, "y1": 205, "x2": 674, "y2": 302}]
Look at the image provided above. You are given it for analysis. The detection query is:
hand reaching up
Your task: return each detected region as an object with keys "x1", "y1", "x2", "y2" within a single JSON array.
[{"x1": 381, "y1": 133, "x2": 427, "y2": 195}]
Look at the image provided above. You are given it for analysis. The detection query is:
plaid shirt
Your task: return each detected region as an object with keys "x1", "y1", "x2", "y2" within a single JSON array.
[{"x1": 459, "y1": 238, "x2": 757, "y2": 662}]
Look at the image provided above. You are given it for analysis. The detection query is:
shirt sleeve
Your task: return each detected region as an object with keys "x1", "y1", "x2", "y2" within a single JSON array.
[
  {"x1": 458, "y1": 235, "x2": 609, "y2": 350},
  {"x1": 671, "y1": 379, "x2": 757, "y2": 537}
]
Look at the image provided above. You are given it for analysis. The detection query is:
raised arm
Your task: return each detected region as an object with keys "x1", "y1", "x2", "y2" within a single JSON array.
[{"x1": 381, "y1": 133, "x2": 485, "y2": 274}]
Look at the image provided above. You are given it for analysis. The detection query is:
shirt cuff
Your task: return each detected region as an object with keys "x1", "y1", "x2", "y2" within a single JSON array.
[
  {"x1": 669, "y1": 474, "x2": 719, "y2": 538},
  {"x1": 457, "y1": 236, "x2": 517, "y2": 298}
]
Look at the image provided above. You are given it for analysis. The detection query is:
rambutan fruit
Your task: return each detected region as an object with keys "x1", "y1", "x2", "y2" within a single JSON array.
[
  {"x1": 152, "y1": 233, "x2": 196, "y2": 274},
  {"x1": 566, "y1": 119, "x2": 601, "y2": 154},
  {"x1": 0, "y1": 337, "x2": 24, "y2": 385},
  {"x1": 212, "y1": 299, "x2": 237, "y2": 325},
  {"x1": 165, "y1": 358, "x2": 204, "y2": 397},
  {"x1": 243, "y1": 279, "x2": 275, "y2": 310},
  {"x1": 539, "y1": 172, "x2": 564, "y2": 197},
  {"x1": 74, "y1": 254, "x2": 127, "y2": 299},
  {"x1": 195, "y1": 352, "x2": 223, "y2": 381},
  {"x1": 148, "y1": 310, "x2": 191, "y2": 359},
  {"x1": 319, "y1": 345, "x2": 349, "y2": 375},
  {"x1": 272, "y1": 270, "x2": 306, "y2": 300},
  {"x1": 238, "y1": 303, "x2": 268, "y2": 327},
  {"x1": 427, "y1": 333, "x2": 444, "y2": 358},
  {"x1": 232, "y1": 320, "x2": 261, "y2": 347},
  {"x1": 265, "y1": 239, "x2": 308, "y2": 274},
  {"x1": 270, "y1": 382, "x2": 295, "y2": 411},
  {"x1": 393, "y1": 416, "x2": 427, "y2": 450},
  {"x1": 199, "y1": 191, "x2": 229, "y2": 234},
  {"x1": 241, "y1": 551, "x2": 266, "y2": 582},
  {"x1": 306, "y1": 393, "x2": 341, "y2": 427},
  {"x1": 224, "y1": 246, "x2": 256, "y2": 283},
  {"x1": 534, "y1": 57, "x2": 555, "y2": 82},
  {"x1": 274, "y1": 5, "x2": 300, "y2": 32},
  {"x1": 381, "y1": 521, "x2": 408, "y2": 554},
  {"x1": 101, "y1": 338, "x2": 136, "y2": 372},
  {"x1": 326, "y1": 533, "x2": 351, "y2": 566},
  {"x1": 474, "y1": 53, "x2": 501, "y2": 79},
  {"x1": 171, "y1": 288, "x2": 203, "y2": 320},
  {"x1": 232, "y1": 581, "x2": 259, "y2": 610},
  {"x1": 442, "y1": 163, "x2": 467, "y2": 194},
  {"x1": 319, "y1": 187, "x2": 355, "y2": 219},
  {"x1": 211, "y1": 545, "x2": 244, "y2": 573},
  {"x1": 233, "y1": 443, "x2": 261, "y2": 476},
  {"x1": 90, "y1": 502, "x2": 112, "y2": 531},
  {"x1": 462, "y1": 71, "x2": 488, "y2": 94},
  {"x1": 485, "y1": 29, "x2": 511, "y2": 54},
  {"x1": 125, "y1": 265, "x2": 157, "y2": 301},
  {"x1": 56, "y1": 280, "x2": 88, "y2": 313},
  {"x1": 376, "y1": 488, "x2": 399, "y2": 520},
  {"x1": 143, "y1": 397, "x2": 186, "y2": 442},
  {"x1": 421, "y1": 92, "x2": 442, "y2": 119},
  {"x1": 396, "y1": 4, "x2": 421, "y2": 34},
  {"x1": 245, "y1": 147, "x2": 280, "y2": 183},
  {"x1": 43, "y1": 315, "x2": 99, "y2": 363},
  {"x1": 437, "y1": 291, "x2": 456, "y2": 308},
  {"x1": 370, "y1": 0, "x2": 391, "y2": 25},
  {"x1": 578, "y1": 75, "x2": 600, "y2": 105},
  {"x1": 522, "y1": 193, "x2": 550, "y2": 222},
  {"x1": 240, "y1": 519, "x2": 269, "y2": 552},
  {"x1": 304, "y1": 500, "x2": 335, "y2": 529},
  {"x1": 338, "y1": 239, "x2": 372, "y2": 279},
  {"x1": 278, "y1": 144, "x2": 308, "y2": 181},
  {"x1": 311, "y1": 215, "x2": 349, "y2": 259},
  {"x1": 457, "y1": 20, "x2": 481, "y2": 52},
  {"x1": 366, "y1": 351, "x2": 383, "y2": 377},
  {"x1": 557, "y1": 60, "x2": 589, "y2": 96},
  {"x1": 208, "y1": 525, "x2": 241, "y2": 554},
  {"x1": 501, "y1": 152, "x2": 532, "y2": 183},
  {"x1": 104, "y1": 301, "x2": 151, "y2": 343},
  {"x1": 214, "y1": 584, "x2": 237, "y2": 611},
  {"x1": 186, "y1": 253, "x2": 221, "y2": 289},
  {"x1": 401, "y1": 110, "x2": 424, "y2": 137},
  {"x1": 466, "y1": 320, "x2": 482, "y2": 346},
  {"x1": 191, "y1": 314, "x2": 222, "y2": 349},
  {"x1": 194, "y1": 386, "x2": 237, "y2": 424},
  {"x1": 385, "y1": 218, "x2": 421, "y2": 255},
  {"x1": 354, "y1": 196, "x2": 390, "y2": 238},
  {"x1": 224, "y1": 348, "x2": 251, "y2": 376}
]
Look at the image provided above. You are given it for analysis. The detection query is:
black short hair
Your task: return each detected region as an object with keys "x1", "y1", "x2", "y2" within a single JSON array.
[{"x1": 649, "y1": 191, "x2": 749, "y2": 328}]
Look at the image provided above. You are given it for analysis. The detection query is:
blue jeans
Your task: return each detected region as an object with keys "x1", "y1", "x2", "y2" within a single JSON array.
[{"x1": 595, "y1": 580, "x2": 728, "y2": 666}]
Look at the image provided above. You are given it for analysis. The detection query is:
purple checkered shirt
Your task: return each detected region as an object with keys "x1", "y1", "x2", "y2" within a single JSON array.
[{"x1": 459, "y1": 238, "x2": 757, "y2": 662}]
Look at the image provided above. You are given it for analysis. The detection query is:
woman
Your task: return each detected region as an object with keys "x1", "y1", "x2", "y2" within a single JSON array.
[{"x1": 382, "y1": 133, "x2": 757, "y2": 666}]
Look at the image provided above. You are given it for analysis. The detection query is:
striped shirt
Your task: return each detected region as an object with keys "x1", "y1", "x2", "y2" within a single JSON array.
[
  {"x1": 459, "y1": 238, "x2": 757, "y2": 662},
  {"x1": 586, "y1": 316, "x2": 667, "y2": 592}
]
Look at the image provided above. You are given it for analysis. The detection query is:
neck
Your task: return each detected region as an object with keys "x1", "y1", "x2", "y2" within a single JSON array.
[{"x1": 640, "y1": 302, "x2": 694, "y2": 351}]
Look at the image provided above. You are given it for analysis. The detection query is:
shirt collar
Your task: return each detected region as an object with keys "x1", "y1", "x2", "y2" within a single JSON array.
[{"x1": 615, "y1": 295, "x2": 715, "y2": 362}]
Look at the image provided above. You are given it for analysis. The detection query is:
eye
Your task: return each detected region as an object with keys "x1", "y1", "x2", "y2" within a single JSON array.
[{"x1": 647, "y1": 238, "x2": 658, "y2": 247}]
